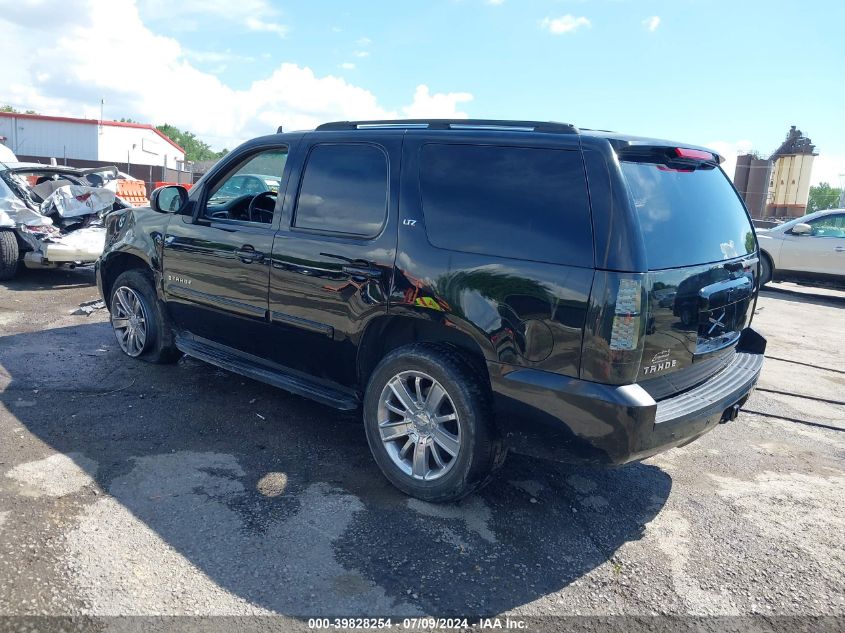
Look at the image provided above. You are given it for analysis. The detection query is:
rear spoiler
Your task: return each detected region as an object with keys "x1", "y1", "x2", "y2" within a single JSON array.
[
  {"x1": 610, "y1": 140, "x2": 724, "y2": 165},
  {"x1": 616, "y1": 145, "x2": 723, "y2": 169}
]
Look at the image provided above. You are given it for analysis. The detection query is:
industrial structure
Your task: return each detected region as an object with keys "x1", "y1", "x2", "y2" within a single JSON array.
[
  {"x1": 733, "y1": 153, "x2": 772, "y2": 219},
  {"x1": 0, "y1": 112, "x2": 189, "y2": 184},
  {"x1": 733, "y1": 126, "x2": 817, "y2": 219}
]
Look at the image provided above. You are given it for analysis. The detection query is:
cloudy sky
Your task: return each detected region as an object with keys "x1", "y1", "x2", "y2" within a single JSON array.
[{"x1": 1, "y1": 0, "x2": 843, "y2": 184}]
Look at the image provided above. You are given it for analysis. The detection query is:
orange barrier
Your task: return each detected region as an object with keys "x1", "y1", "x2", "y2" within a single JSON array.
[{"x1": 115, "y1": 179, "x2": 149, "y2": 207}]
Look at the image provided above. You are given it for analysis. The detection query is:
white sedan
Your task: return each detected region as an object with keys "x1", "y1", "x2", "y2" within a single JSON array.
[{"x1": 757, "y1": 208, "x2": 845, "y2": 287}]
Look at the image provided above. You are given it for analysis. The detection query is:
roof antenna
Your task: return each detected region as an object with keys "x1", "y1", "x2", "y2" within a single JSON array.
[{"x1": 276, "y1": 125, "x2": 284, "y2": 134}]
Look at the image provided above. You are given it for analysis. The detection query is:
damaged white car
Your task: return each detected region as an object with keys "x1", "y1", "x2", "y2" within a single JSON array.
[{"x1": 0, "y1": 162, "x2": 133, "y2": 280}]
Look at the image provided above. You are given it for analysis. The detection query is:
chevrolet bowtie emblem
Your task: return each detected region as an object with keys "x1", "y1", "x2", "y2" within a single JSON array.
[{"x1": 707, "y1": 310, "x2": 726, "y2": 335}]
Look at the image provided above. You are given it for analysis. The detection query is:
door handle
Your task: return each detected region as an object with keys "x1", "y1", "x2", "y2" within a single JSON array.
[
  {"x1": 236, "y1": 245, "x2": 265, "y2": 263},
  {"x1": 341, "y1": 264, "x2": 382, "y2": 280},
  {"x1": 835, "y1": 246, "x2": 845, "y2": 253}
]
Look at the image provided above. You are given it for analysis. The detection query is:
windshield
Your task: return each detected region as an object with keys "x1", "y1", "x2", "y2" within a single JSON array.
[{"x1": 620, "y1": 161, "x2": 756, "y2": 269}]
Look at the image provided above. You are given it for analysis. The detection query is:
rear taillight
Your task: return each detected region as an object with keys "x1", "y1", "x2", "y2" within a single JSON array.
[
  {"x1": 609, "y1": 278, "x2": 642, "y2": 351},
  {"x1": 581, "y1": 272, "x2": 647, "y2": 384}
]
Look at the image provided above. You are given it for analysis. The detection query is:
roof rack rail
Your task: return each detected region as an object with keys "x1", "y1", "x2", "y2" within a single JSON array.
[{"x1": 315, "y1": 119, "x2": 579, "y2": 134}]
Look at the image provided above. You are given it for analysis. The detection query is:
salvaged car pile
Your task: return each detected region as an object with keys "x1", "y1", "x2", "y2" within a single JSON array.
[{"x1": 0, "y1": 162, "x2": 144, "y2": 280}]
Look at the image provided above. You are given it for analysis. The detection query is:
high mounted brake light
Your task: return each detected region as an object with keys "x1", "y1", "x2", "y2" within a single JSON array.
[{"x1": 675, "y1": 147, "x2": 714, "y2": 161}]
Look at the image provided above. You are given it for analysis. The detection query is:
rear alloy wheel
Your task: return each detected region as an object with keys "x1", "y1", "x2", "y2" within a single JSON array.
[
  {"x1": 363, "y1": 344, "x2": 504, "y2": 502},
  {"x1": 377, "y1": 370, "x2": 462, "y2": 481}
]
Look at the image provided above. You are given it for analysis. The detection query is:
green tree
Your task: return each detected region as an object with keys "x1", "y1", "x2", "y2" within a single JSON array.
[
  {"x1": 808, "y1": 182, "x2": 843, "y2": 212},
  {"x1": 156, "y1": 123, "x2": 228, "y2": 162},
  {"x1": 1, "y1": 105, "x2": 37, "y2": 114}
]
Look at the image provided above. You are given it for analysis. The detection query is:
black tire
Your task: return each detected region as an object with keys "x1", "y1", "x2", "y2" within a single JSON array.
[
  {"x1": 760, "y1": 253, "x2": 773, "y2": 286},
  {"x1": 109, "y1": 269, "x2": 181, "y2": 364},
  {"x1": 363, "y1": 343, "x2": 505, "y2": 502},
  {"x1": 0, "y1": 230, "x2": 19, "y2": 281}
]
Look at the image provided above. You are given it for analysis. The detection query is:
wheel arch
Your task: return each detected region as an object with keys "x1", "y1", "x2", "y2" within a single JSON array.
[
  {"x1": 100, "y1": 251, "x2": 154, "y2": 305},
  {"x1": 357, "y1": 313, "x2": 491, "y2": 391}
]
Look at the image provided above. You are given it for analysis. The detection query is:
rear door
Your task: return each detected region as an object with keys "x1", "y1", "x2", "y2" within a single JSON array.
[
  {"x1": 266, "y1": 133, "x2": 401, "y2": 387},
  {"x1": 617, "y1": 148, "x2": 759, "y2": 398}
]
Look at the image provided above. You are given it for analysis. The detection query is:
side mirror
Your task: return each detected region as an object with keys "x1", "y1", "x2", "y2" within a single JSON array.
[
  {"x1": 791, "y1": 223, "x2": 812, "y2": 235},
  {"x1": 150, "y1": 185, "x2": 188, "y2": 214}
]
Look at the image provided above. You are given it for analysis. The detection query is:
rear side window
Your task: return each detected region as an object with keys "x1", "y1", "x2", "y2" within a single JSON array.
[
  {"x1": 419, "y1": 144, "x2": 593, "y2": 266},
  {"x1": 294, "y1": 143, "x2": 388, "y2": 237},
  {"x1": 620, "y1": 161, "x2": 755, "y2": 269}
]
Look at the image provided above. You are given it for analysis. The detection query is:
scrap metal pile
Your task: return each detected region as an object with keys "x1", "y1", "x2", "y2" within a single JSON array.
[{"x1": 0, "y1": 163, "x2": 145, "y2": 276}]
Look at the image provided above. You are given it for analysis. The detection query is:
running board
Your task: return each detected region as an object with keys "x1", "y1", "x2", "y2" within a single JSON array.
[{"x1": 175, "y1": 336, "x2": 360, "y2": 411}]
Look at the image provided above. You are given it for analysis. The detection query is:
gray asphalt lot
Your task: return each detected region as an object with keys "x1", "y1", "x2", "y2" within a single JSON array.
[{"x1": 0, "y1": 267, "x2": 843, "y2": 627}]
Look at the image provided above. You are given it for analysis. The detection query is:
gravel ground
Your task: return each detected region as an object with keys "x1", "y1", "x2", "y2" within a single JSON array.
[{"x1": 0, "y1": 267, "x2": 843, "y2": 631}]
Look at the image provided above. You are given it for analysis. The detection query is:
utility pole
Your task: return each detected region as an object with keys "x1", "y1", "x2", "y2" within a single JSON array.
[{"x1": 839, "y1": 174, "x2": 845, "y2": 208}]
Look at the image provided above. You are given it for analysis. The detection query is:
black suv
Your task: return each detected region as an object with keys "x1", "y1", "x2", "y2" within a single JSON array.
[{"x1": 96, "y1": 119, "x2": 766, "y2": 501}]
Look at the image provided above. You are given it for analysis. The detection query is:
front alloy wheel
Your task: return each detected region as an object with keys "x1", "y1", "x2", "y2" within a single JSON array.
[
  {"x1": 377, "y1": 370, "x2": 461, "y2": 481},
  {"x1": 111, "y1": 286, "x2": 148, "y2": 357}
]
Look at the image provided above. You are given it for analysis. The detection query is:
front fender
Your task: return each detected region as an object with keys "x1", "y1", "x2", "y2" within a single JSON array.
[
  {"x1": 756, "y1": 233, "x2": 782, "y2": 268},
  {"x1": 100, "y1": 206, "x2": 173, "y2": 298}
]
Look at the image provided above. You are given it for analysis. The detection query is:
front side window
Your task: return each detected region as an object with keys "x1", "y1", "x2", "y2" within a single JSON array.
[
  {"x1": 293, "y1": 144, "x2": 388, "y2": 237},
  {"x1": 205, "y1": 148, "x2": 288, "y2": 224},
  {"x1": 808, "y1": 214, "x2": 845, "y2": 237}
]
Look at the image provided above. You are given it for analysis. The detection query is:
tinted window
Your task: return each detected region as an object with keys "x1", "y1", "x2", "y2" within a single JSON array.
[
  {"x1": 620, "y1": 162, "x2": 755, "y2": 269},
  {"x1": 294, "y1": 144, "x2": 388, "y2": 236},
  {"x1": 419, "y1": 144, "x2": 592, "y2": 266}
]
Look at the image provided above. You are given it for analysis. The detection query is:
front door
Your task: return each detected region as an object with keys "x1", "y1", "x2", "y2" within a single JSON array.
[
  {"x1": 780, "y1": 212, "x2": 845, "y2": 277},
  {"x1": 267, "y1": 134, "x2": 401, "y2": 388},
  {"x1": 162, "y1": 145, "x2": 289, "y2": 358}
]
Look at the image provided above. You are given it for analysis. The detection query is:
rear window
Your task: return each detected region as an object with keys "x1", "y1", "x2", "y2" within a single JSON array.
[
  {"x1": 419, "y1": 144, "x2": 592, "y2": 266},
  {"x1": 294, "y1": 143, "x2": 388, "y2": 237},
  {"x1": 620, "y1": 161, "x2": 755, "y2": 269}
]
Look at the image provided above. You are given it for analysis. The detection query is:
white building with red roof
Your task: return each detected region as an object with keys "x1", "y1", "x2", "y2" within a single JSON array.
[{"x1": 0, "y1": 112, "x2": 185, "y2": 170}]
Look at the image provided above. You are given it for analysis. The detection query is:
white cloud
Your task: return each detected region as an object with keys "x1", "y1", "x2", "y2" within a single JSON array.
[
  {"x1": 0, "y1": 0, "x2": 472, "y2": 149},
  {"x1": 354, "y1": 51, "x2": 371, "y2": 58},
  {"x1": 244, "y1": 16, "x2": 288, "y2": 37},
  {"x1": 487, "y1": 0, "x2": 505, "y2": 5},
  {"x1": 356, "y1": 37, "x2": 372, "y2": 47},
  {"x1": 184, "y1": 49, "x2": 255, "y2": 65},
  {"x1": 402, "y1": 85, "x2": 473, "y2": 119},
  {"x1": 339, "y1": 63, "x2": 356, "y2": 71},
  {"x1": 643, "y1": 16, "x2": 661, "y2": 32},
  {"x1": 139, "y1": 0, "x2": 288, "y2": 36},
  {"x1": 810, "y1": 154, "x2": 845, "y2": 187},
  {"x1": 540, "y1": 15, "x2": 591, "y2": 35}
]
